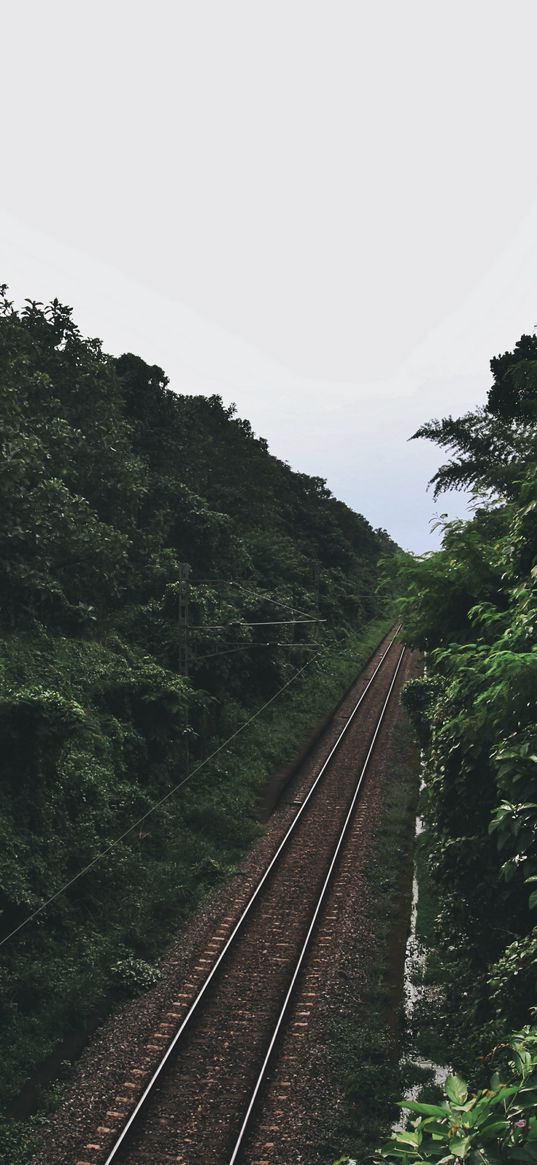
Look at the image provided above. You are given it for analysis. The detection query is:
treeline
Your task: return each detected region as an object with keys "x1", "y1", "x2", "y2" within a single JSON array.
[
  {"x1": 396, "y1": 332, "x2": 537, "y2": 1075},
  {"x1": 0, "y1": 289, "x2": 393, "y2": 1125}
]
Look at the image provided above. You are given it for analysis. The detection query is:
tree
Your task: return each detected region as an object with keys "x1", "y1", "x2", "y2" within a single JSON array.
[
  {"x1": 412, "y1": 408, "x2": 536, "y2": 502},
  {"x1": 394, "y1": 333, "x2": 537, "y2": 1072},
  {"x1": 488, "y1": 333, "x2": 537, "y2": 420}
]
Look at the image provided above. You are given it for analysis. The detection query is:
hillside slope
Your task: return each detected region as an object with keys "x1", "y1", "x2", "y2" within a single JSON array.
[{"x1": 0, "y1": 290, "x2": 395, "y2": 1132}]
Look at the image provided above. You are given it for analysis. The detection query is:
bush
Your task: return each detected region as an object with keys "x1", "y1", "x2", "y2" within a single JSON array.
[
  {"x1": 110, "y1": 956, "x2": 161, "y2": 998},
  {"x1": 373, "y1": 1026, "x2": 537, "y2": 1165}
]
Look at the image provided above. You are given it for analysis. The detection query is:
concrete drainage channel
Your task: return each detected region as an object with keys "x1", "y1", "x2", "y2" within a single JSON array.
[{"x1": 395, "y1": 802, "x2": 450, "y2": 1125}]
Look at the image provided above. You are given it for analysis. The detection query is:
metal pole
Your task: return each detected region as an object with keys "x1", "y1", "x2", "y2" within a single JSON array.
[{"x1": 178, "y1": 563, "x2": 191, "y2": 774}]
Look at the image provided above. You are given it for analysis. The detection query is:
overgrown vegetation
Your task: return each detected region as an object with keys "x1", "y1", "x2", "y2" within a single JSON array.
[
  {"x1": 375, "y1": 1027, "x2": 537, "y2": 1165},
  {"x1": 335, "y1": 339, "x2": 537, "y2": 1162},
  {"x1": 0, "y1": 288, "x2": 396, "y2": 1145},
  {"x1": 376, "y1": 331, "x2": 537, "y2": 1161}
]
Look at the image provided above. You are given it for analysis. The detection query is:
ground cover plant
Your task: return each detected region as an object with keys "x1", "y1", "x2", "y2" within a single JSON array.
[{"x1": 375, "y1": 1027, "x2": 537, "y2": 1165}]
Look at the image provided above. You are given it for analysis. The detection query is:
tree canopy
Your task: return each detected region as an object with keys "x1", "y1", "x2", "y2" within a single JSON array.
[
  {"x1": 0, "y1": 289, "x2": 394, "y2": 1130},
  {"x1": 395, "y1": 332, "x2": 537, "y2": 1074}
]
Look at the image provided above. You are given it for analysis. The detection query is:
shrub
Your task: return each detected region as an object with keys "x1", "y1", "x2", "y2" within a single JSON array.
[
  {"x1": 373, "y1": 1026, "x2": 537, "y2": 1165},
  {"x1": 110, "y1": 956, "x2": 161, "y2": 998}
]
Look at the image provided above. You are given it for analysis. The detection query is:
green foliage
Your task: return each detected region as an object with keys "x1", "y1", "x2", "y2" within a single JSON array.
[
  {"x1": 402, "y1": 676, "x2": 445, "y2": 747},
  {"x1": 412, "y1": 409, "x2": 536, "y2": 502},
  {"x1": 110, "y1": 956, "x2": 161, "y2": 997},
  {"x1": 488, "y1": 334, "x2": 537, "y2": 420},
  {"x1": 389, "y1": 340, "x2": 537, "y2": 1070},
  {"x1": 489, "y1": 932, "x2": 537, "y2": 1021},
  {"x1": 0, "y1": 1117, "x2": 43, "y2": 1165},
  {"x1": 0, "y1": 288, "x2": 395, "y2": 1121},
  {"x1": 374, "y1": 1027, "x2": 537, "y2": 1165},
  {"x1": 412, "y1": 333, "x2": 537, "y2": 499},
  {"x1": 333, "y1": 335, "x2": 537, "y2": 1165}
]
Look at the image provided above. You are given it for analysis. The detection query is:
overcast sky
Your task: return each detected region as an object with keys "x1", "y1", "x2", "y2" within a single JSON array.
[{"x1": 2, "y1": 0, "x2": 537, "y2": 551}]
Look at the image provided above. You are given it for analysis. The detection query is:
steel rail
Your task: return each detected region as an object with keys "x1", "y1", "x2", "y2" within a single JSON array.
[
  {"x1": 102, "y1": 627, "x2": 402, "y2": 1165},
  {"x1": 228, "y1": 644, "x2": 406, "y2": 1164}
]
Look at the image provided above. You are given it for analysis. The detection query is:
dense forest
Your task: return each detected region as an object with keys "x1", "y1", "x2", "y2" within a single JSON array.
[
  {"x1": 375, "y1": 334, "x2": 537, "y2": 1164},
  {"x1": 0, "y1": 289, "x2": 395, "y2": 1146}
]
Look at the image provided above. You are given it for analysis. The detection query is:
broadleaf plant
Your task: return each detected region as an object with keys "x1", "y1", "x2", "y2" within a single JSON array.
[{"x1": 372, "y1": 1028, "x2": 537, "y2": 1165}]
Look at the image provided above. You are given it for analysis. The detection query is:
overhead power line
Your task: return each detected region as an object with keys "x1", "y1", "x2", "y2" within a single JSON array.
[
  {"x1": 232, "y1": 582, "x2": 314, "y2": 619},
  {"x1": 189, "y1": 579, "x2": 315, "y2": 619},
  {"x1": 195, "y1": 642, "x2": 320, "y2": 663},
  {"x1": 189, "y1": 577, "x2": 379, "y2": 609},
  {"x1": 190, "y1": 618, "x2": 325, "y2": 631},
  {"x1": 0, "y1": 654, "x2": 320, "y2": 950}
]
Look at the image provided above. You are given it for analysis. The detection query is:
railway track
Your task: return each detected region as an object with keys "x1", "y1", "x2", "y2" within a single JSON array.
[{"x1": 74, "y1": 629, "x2": 408, "y2": 1165}]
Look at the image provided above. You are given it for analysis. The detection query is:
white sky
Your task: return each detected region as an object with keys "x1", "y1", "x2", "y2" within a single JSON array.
[{"x1": 2, "y1": 0, "x2": 537, "y2": 552}]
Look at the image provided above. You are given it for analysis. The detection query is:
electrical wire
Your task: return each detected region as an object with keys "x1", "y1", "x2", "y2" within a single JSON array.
[
  {"x1": 232, "y1": 582, "x2": 315, "y2": 619},
  {"x1": 194, "y1": 642, "x2": 319, "y2": 663},
  {"x1": 190, "y1": 618, "x2": 325, "y2": 631},
  {"x1": 0, "y1": 654, "x2": 321, "y2": 949},
  {"x1": 189, "y1": 578, "x2": 379, "y2": 618},
  {"x1": 189, "y1": 579, "x2": 315, "y2": 619},
  {"x1": 190, "y1": 578, "x2": 380, "y2": 603}
]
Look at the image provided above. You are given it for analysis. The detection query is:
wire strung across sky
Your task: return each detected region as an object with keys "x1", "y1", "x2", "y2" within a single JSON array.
[
  {"x1": 0, "y1": 653, "x2": 322, "y2": 950},
  {"x1": 189, "y1": 578, "x2": 379, "y2": 610},
  {"x1": 232, "y1": 581, "x2": 315, "y2": 619},
  {"x1": 195, "y1": 642, "x2": 320, "y2": 663},
  {"x1": 189, "y1": 579, "x2": 315, "y2": 620},
  {"x1": 0, "y1": 611, "x2": 375, "y2": 951},
  {"x1": 190, "y1": 618, "x2": 325, "y2": 631}
]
